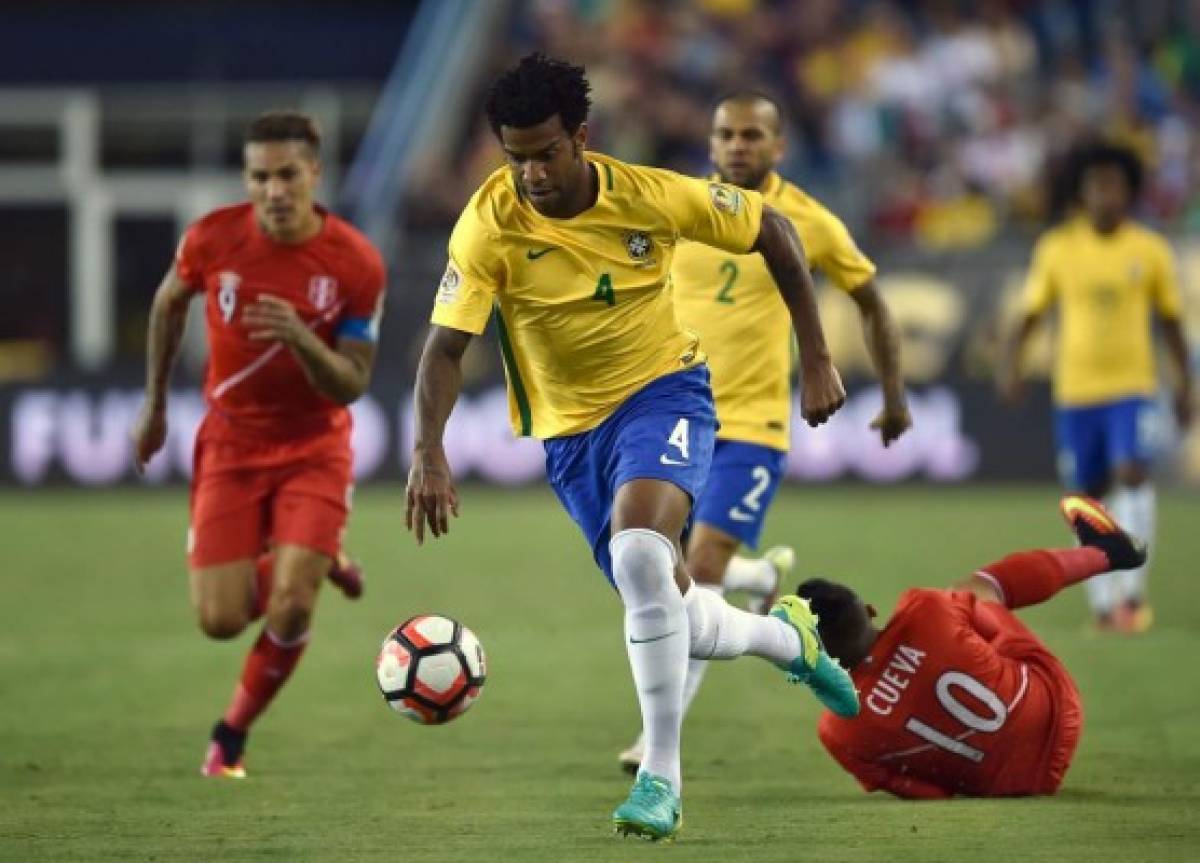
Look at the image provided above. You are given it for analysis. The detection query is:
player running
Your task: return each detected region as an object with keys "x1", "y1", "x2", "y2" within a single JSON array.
[
  {"x1": 131, "y1": 111, "x2": 386, "y2": 777},
  {"x1": 617, "y1": 91, "x2": 909, "y2": 773},
  {"x1": 405, "y1": 54, "x2": 857, "y2": 842},
  {"x1": 999, "y1": 143, "x2": 1192, "y2": 633},
  {"x1": 808, "y1": 495, "x2": 1147, "y2": 798}
]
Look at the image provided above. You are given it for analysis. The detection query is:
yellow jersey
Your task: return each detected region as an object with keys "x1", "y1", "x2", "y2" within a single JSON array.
[
  {"x1": 671, "y1": 172, "x2": 876, "y2": 450},
  {"x1": 1022, "y1": 217, "x2": 1183, "y2": 406},
  {"x1": 431, "y1": 152, "x2": 764, "y2": 439}
]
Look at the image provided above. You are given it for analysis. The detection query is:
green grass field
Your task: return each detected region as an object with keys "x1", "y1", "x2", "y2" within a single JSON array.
[{"x1": 2, "y1": 485, "x2": 1198, "y2": 862}]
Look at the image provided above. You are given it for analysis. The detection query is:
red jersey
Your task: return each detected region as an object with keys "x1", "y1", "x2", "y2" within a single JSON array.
[
  {"x1": 818, "y1": 589, "x2": 1081, "y2": 798},
  {"x1": 176, "y1": 203, "x2": 386, "y2": 442}
]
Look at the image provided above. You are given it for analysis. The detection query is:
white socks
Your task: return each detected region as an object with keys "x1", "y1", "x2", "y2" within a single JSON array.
[
  {"x1": 684, "y1": 582, "x2": 800, "y2": 665},
  {"x1": 1106, "y1": 484, "x2": 1155, "y2": 603},
  {"x1": 723, "y1": 556, "x2": 777, "y2": 595},
  {"x1": 1087, "y1": 484, "x2": 1155, "y2": 615},
  {"x1": 611, "y1": 528, "x2": 688, "y2": 792}
]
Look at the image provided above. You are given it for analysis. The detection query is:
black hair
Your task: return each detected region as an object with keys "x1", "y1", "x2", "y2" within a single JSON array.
[
  {"x1": 245, "y1": 110, "x2": 321, "y2": 156},
  {"x1": 712, "y1": 88, "x2": 785, "y2": 133},
  {"x1": 1069, "y1": 141, "x2": 1144, "y2": 203},
  {"x1": 485, "y1": 53, "x2": 592, "y2": 137},
  {"x1": 796, "y1": 577, "x2": 861, "y2": 645}
]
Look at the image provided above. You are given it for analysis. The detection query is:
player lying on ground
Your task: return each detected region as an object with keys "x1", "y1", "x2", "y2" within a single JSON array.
[
  {"x1": 619, "y1": 89, "x2": 909, "y2": 773},
  {"x1": 405, "y1": 53, "x2": 857, "y2": 842},
  {"x1": 805, "y1": 496, "x2": 1146, "y2": 798},
  {"x1": 131, "y1": 111, "x2": 386, "y2": 777}
]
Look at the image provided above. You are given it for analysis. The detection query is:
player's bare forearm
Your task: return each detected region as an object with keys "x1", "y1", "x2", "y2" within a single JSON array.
[
  {"x1": 997, "y1": 312, "x2": 1040, "y2": 402},
  {"x1": 753, "y1": 205, "x2": 845, "y2": 424},
  {"x1": 143, "y1": 266, "x2": 193, "y2": 411},
  {"x1": 851, "y1": 282, "x2": 910, "y2": 444},
  {"x1": 1162, "y1": 317, "x2": 1194, "y2": 427},
  {"x1": 413, "y1": 326, "x2": 471, "y2": 453},
  {"x1": 287, "y1": 328, "x2": 375, "y2": 405},
  {"x1": 407, "y1": 326, "x2": 471, "y2": 543}
]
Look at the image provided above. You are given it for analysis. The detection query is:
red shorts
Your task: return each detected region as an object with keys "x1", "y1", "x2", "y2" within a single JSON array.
[{"x1": 188, "y1": 419, "x2": 352, "y2": 568}]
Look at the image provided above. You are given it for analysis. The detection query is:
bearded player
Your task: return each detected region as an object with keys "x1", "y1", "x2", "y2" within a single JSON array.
[
  {"x1": 131, "y1": 111, "x2": 386, "y2": 777},
  {"x1": 805, "y1": 496, "x2": 1146, "y2": 799},
  {"x1": 618, "y1": 91, "x2": 909, "y2": 772}
]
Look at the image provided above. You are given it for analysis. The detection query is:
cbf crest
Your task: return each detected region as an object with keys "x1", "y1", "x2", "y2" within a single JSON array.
[
  {"x1": 624, "y1": 230, "x2": 656, "y2": 267},
  {"x1": 308, "y1": 275, "x2": 339, "y2": 310}
]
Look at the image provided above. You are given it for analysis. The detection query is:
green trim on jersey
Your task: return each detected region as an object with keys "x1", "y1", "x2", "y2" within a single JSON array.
[
  {"x1": 603, "y1": 162, "x2": 614, "y2": 192},
  {"x1": 493, "y1": 307, "x2": 533, "y2": 436}
]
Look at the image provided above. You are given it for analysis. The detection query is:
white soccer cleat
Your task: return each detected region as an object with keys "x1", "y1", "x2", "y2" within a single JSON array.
[
  {"x1": 618, "y1": 732, "x2": 645, "y2": 775},
  {"x1": 747, "y1": 545, "x2": 794, "y2": 615}
]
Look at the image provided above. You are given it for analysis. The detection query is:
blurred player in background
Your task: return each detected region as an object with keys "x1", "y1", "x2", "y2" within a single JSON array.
[
  {"x1": 131, "y1": 111, "x2": 386, "y2": 777},
  {"x1": 999, "y1": 143, "x2": 1192, "y2": 634},
  {"x1": 618, "y1": 91, "x2": 909, "y2": 773},
  {"x1": 807, "y1": 495, "x2": 1146, "y2": 799},
  {"x1": 405, "y1": 54, "x2": 856, "y2": 842}
]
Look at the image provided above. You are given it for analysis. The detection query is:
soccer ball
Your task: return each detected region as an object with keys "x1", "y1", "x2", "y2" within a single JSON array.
[{"x1": 376, "y1": 614, "x2": 486, "y2": 724}]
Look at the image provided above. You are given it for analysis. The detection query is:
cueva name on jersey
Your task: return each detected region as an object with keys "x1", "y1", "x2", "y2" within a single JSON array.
[{"x1": 866, "y1": 644, "x2": 927, "y2": 717}]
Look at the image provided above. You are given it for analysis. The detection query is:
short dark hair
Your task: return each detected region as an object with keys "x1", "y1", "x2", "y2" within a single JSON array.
[
  {"x1": 245, "y1": 110, "x2": 321, "y2": 156},
  {"x1": 714, "y1": 88, "x2": 784, "y2": 116},
  {"x1": 485, "y1": 53, "x2": 592, "y2": 137},
  {"x1": 796, "y1": 578, "x2": 860, "y2": 645},
  {"x1": 1070, "y1": 141, "x2": 1144, "y2": 202}
]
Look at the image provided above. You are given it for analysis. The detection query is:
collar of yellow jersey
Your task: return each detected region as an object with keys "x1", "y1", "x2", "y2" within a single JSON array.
[{"x1": 708, "y1": 170, "x2": 784, "y2": 198}]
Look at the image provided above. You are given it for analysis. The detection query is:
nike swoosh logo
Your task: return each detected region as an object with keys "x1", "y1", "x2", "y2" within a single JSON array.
[
  {"x1": 728, "y1": 508, "x2": 756, "y2": 523},
  {"x1": 629, "y1": 630, "x2": 679, "y2": 644},
  {"x1": 659, "y1": 455, "x2": 687, "y2": 466},
  {"x1": 526, "y1": 247, "x2": 558, "y2": 260}
]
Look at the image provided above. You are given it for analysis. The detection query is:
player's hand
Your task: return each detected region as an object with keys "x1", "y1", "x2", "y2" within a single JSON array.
[
  {"x1": 799, "y1": 361, "x2": 846, "y2": 427},
  {"x1": 131, "y1": 401, "x2": 167, "y2": 475},
  {"x1": 243, "y1": 294, "x2": 307, "y2": 346},
  {"x1": 406, "y1": 445, "x2": 460, "y2": 545},
  {"x1": 1175, "y1": 386, "x2": 1194, "y2": 430},
  {"x1": 870, "y1": 401, "x2": 912, "y2": 447},
  {"x1": 996, "y1": 366, "x2": 1024, "y2": 404}
]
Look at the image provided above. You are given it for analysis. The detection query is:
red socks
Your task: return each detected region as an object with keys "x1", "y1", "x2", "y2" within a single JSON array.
[
  {"x1": 975, "y1": 548, "x2": 1109, "y2": 610},
  {"x1": 223, "y1": 628, "x2": 309, "y2": 732}
]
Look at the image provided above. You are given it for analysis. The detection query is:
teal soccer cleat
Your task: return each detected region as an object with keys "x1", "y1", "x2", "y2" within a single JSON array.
[
  {"x1": 770, "y1": 595, "x2": 860, "y2": 717},
  {"x1": 612, "y1": 772, "x2": 681, "y2": 842}
]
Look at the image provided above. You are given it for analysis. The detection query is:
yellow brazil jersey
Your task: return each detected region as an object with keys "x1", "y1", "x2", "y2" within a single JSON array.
[
  {"x1": 671, "y1": 172, "x2": 876, "y2": 450},
  {"x1": 431, "y1": 152, "x2": 764, "y2": 439},
  {"x1": 1022, "y1": 217, "x2": 1183, "y2": 407}
]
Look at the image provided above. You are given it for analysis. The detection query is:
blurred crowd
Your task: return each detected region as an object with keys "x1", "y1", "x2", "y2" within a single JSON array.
[{"x1": 413, "y1": 0, "x2": 1200, "y2": 249}]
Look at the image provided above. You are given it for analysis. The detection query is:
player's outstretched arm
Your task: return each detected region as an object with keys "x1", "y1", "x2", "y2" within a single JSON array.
[
  {"x1": 406, "y1": 325, "x2": 471, "y2": 544},
  {"x1": 849, "y1": 282, "x2": 910, "y2": 446},
  {"x1": 131, "y1": 264, "x2": 194, "y2": 474},
  {"x1": 243, "y1": 295, "x2": 374, "y2": 404},
  {"x1": 752, "y1": 204, "x2": 845, "y2": 426},
  {"x1": 996, "y1": 311, "x2": 1041, "y2": 404},
  {"x1": 1161, "y1": 318, "x2": 1194, "y2": 429}
]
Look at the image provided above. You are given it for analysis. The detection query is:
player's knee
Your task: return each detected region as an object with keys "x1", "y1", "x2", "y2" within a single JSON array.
[
  {"x1": 196, "y1": 606, "x2": 248, "y2": 641},
  {"x1": 1114, "y1": 462, "x2": 1148, "y2": 487},
  {"x1": 611, "y1": 528, "x2": 677, "y2": 605},
  {"x1": 267, "y1": 582, "x2": 316, "y2": 638}
]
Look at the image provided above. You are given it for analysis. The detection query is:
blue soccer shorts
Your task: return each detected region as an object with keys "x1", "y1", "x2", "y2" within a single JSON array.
[
  {"x1": 1053, "y1": 396, "x2": 1157, "y2": 493},
  {"x1": 543, "y1": 365, "x2": 717, "y2": 585},
  {"x1": 692, "y1": 439, "x2": 788, "y2": 549}
]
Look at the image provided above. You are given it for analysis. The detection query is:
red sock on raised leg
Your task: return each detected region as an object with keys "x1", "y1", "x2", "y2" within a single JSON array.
[
  {"x1": 975, "y1": 548, "x2": 1109, "y2": 610},
  {"x1": 223, "y1": 628, "x2": 310, "y2": 732}
]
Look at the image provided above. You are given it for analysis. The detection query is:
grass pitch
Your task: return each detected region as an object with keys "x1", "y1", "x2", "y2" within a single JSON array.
[{"x1": 2, "y1": 484, "x2": 1198, "y2": 862}]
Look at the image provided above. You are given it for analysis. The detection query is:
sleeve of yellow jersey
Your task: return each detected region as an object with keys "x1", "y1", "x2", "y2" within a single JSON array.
[
  {"x1": 430, "y1": 203, "x2": 502, "y2": 335},
  {"x1": 809, "y1": 205, "x2": 877, "y2": 292},
  {"x1": 667, "y1": 174, "x2": 764, "y2": 254},
  {"x1": 1020, "y1": 234, "x2": 1058, "y2": 315},
  {"x1": 1152, "y1": 236, "x2": 1184, "y2": 320}
]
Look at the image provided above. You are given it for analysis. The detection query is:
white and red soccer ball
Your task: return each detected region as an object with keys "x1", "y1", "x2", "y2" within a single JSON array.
[{"x1": 376, "y1": 615, "x2": 486, "y2": 724}]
